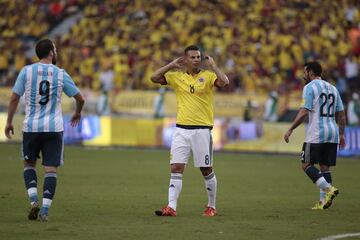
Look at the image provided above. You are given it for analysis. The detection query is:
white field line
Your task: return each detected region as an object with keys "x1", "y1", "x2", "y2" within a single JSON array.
[{"x1": 317, "y1": 232, "x2": 360, "y2": 240}]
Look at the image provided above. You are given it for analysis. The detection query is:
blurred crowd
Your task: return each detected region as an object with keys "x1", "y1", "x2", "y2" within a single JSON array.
[
  {"x1": 0, "y1": 0, "x2": 82, "y2": 85},
  {"x1": 1, "y1": 0, "x2": 360, "y2": 105}
]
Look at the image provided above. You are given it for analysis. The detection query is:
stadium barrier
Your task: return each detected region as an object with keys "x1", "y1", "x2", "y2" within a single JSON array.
[
  {"x1": 339, "y1": 126, "x2": 360, "y2": 156},
  {"x1": 0, "y1": 113, "x2": 23, "y2": 142},
  {"x1": 111, "y1": 90, "x2": 302, "y2": 118},
  {"x1": 0, "y1": 88, "x2": 302, "y2": 118},
  {"x1": 2, "y1": 113, "x2": 359, "y2": 156},
  {"x1": 0, "y1": 88, "x2": 11, "y2": 112},
  {"x1": 222, "y1": 122, "x2": 306, "y2": 153}
]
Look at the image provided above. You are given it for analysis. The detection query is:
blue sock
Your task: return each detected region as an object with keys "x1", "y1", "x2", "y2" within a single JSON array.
[
  {"x1": 41, "y1": 172, "x2": 57, "y2": 215},
  {"x1": 322, "y1": 171, "x2": 332, "y2": 184},
  {"x1": 304, "y1": 165, "x2": 323, "y2": 183},
  {"x1": 24, "y1": 167, "x2": 38, "y2": 203}
]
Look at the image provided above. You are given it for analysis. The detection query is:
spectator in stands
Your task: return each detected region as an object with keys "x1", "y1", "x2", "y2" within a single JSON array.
[
  {"x1": 97, "y1": 63, "x2": 114, "y2": 115},
  {"x1": 243, "y1": 99, "x2": 253, "y2": 122},
  {"x1": 345, "y1": 54, "x2": 359, "y2": 90},
  {"x1": 264, "y1": 91, "x2": 278, "y2": 122},
  {"x1": 0, "y1": 48, "x2": 9, "y2": 85},
  {"x1": 348, "y1": 92, "x2": 360, "y2": 126},
  {"x1": 348, "y1": 23, "x2": 360, "y2": 56},
  {"x1": 334, "y1": 70, "x2": 348, "y2": 105},
  {"x1": 153, "y1": 88, "x2": 165, "y2": 119}
]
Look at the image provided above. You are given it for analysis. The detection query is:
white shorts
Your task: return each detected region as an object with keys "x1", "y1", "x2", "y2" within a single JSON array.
[{"x1": 170, "y1": 127, "x2": 213, "y2": 167}]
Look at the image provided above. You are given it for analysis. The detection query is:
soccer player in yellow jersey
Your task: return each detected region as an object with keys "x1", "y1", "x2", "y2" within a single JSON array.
[{"x1": 151, "y1": 45, "x2": 229, "y2": 217}]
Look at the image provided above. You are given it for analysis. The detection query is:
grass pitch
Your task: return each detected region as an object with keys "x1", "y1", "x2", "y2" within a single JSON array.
[{"x1": 0, "y1": 143, "x2": 359, "y2": 240}]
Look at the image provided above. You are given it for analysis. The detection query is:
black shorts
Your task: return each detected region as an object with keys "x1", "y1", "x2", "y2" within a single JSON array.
[
  {"x1": 301, "y1": 142, "x2": 338, "y2": 166},
  {"x1": 22, "y1": 132, "x2": 64, "y2": 167}
]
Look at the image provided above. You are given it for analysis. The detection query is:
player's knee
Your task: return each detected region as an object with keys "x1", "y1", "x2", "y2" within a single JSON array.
[
  {"x1": 319, "y1": 165, "x2": 330, "y2": 172},
  {"x1": 200, "y1": 167, "x2": 213, "y2": 176},
  {"x1": 24, "y1": 160, "x2": 36, "y2": 168},
  {"x1": 170, "y1": 164, "x2": 184, "y2": 173},
  {"x1": 301, "y1": 163, "x2": 311, "y2": 171},
  {"x1": 44, "y1": 166, "x2": 57, "y2": 173}
]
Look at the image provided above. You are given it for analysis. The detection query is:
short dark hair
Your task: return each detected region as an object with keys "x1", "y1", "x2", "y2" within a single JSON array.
[
  {"x1": 304, "y1": 61, "x2": 322, "y2": 76},
  {"x1": 184, "y1": 45, "x2": 200, "y2": 55},
  {"x1": 35, "y1": 39, "x2": 54, "y2": 59}
]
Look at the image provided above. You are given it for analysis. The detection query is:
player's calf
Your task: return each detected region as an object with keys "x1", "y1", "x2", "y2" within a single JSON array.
[
  {"x1": 24, "y1": 166, "x2": 38, "y2": 205},
  {"x1": 40, "y1": 172, "x2": 57, "y2": 219}
]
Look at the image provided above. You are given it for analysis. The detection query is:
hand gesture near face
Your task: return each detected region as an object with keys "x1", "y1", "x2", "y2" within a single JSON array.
[
  {"x1": 170, "y1": 57, "x2": 186, "y2": 69},
  {"x1": 204, "y1": 55, "x2": 216, "y2": 69}
]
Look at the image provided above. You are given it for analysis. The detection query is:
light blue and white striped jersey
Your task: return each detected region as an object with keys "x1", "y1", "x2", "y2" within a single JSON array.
[
  {"x1": 301, "y1": 79, "x2": 344, "y2": 143},
  {"x1": 12, "y1": 63, "x2": 80, "y2": 132}
]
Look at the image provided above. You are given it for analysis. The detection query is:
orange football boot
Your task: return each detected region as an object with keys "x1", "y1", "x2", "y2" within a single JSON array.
[
  {"x1": 155, "y1": 206, "x2": 177, "y2": 217},
  {"x1": 203, "y1": 207, "x2": 217, "y2": 217}
]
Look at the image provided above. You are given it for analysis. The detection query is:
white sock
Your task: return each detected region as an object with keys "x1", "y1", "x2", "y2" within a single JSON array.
[
  {"x1": 315, "y1": 177, "x2": 331, "y2": 190},
  {"x1": 204, "y1": 172, "x2": 217, "y2": 209},
  {"x1": 27, "y1": 187, "x2": 38, "y2": 205},
  {"x1": 320, "y1": 189, "x2": 326, "y2": 203},
  {"x1": 168, "y1": 173, "x2": 182, "y2": 211},
  {"x1": 42, "y1": 198, "x2": 53, "y2": 209}
]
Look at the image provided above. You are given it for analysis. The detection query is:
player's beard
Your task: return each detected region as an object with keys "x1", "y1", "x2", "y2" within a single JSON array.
[
  {"x1": 192, "y1": 66, "x2": 200, "y2": 72},
  {"x1": 52, "y1": 55, "x2": 57, "y2": 65},
  {"x1": 303, "y1": 75, "x2": 310, "y2": 84},
  {"x1": 51, "y1": 50, "x2": 57, "y2": 65},
  {"x1": 192, "y1": 63, "x2": 200, "y2": 73}
]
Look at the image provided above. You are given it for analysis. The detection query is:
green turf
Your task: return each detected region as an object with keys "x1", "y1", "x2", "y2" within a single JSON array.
[{"x1": 0, "y1": 143, "x2": 359, "y2": 240}]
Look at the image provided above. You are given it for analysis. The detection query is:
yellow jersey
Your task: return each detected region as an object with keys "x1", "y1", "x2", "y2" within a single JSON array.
[{"x1": 165, "y1": 70, "x2": 217, "y2": 127}]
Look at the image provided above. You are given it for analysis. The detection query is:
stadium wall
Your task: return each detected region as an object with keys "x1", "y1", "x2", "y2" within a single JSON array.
[
  {"x1": 0, "y1": 88, "x2": 302, "y2": 119},
  {"x1": 1, "y1": 113, "x2": 359, "y2": 156},
  {"x1": 111, "y1": 90, "x2": 302, "y2": 119}
]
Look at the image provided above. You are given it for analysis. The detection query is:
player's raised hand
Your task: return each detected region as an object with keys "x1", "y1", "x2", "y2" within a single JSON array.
[
  {"x1": 284, "y1": 129, "x2": 293, "y2": 143},
  {"x1": 4, "y1": 123, "x2": 14, "y2": 139},
  {"x1": 70, "y1": 113, "x2": 81, "y2": 127},
  {"x1": 204, "y1": 55, "x2": 216, "y2": 69},
  {"x1": 169, "y1": 57, "x2": 186, "y2": 69}
]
